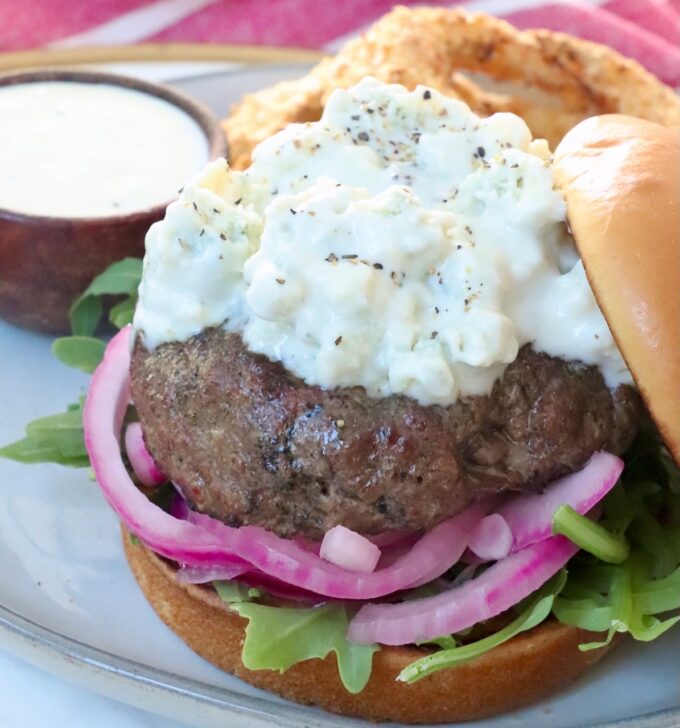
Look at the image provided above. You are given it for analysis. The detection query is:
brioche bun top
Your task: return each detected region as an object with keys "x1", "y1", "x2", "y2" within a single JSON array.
[{"x1": 553, "y1": 115, "x2": 680, "y2": 463}]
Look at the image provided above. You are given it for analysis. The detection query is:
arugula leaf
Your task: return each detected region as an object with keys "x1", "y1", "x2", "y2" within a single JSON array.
[
  {"x1": 0, "y1": 400, "x2": 88, "y2": 467},
  {"x1": 553, "y1": 505, "x2": 630, "y2": 564},
  {"x1": 575, "y1": 557, "x2": 680, "y2": 651},
  {"x1": 108, "y1": 297, "x2": 136, "y2": 329},
  {"x1": 52, "y1": 336, "x2": 106, "y2": 373},
  {"x1": 399, "y1": 571, "x2": 566, "y2": 683},
  {"x1": 1, "y1": 258, "x2": 142, "y2": 468},
  {"x1": 214, "y1": 583, "x2": 377, "y2": 694},
  {"x1": 635, "y1": 566, "x2": 680, "y2": 615},
  {"x1": 558, "y1": 578, "x2": 608, "y2": 605},
  {"x1": 234, "y1": 603, "x2": 377, "y2": 694},
  {"x1": 214, "y1": 581, "x2": 261, "y2": 604},
  {"x1": 70, "y1": 257, "x2": 142, "y2": 335},
  {"x1": 553, "y1": 431, "x2": 680, "y2": 651},
  {"x1": 418, "y1": 635, "x2": 457, "y2": 650},
  {"x1": 552, "y1": 597, "x2": 614, "y2": 633},
  {"x1": 577, "y1": 559, "x2": 633, "y2": 651},
  {"x1": 629, "y1": 509, "x2": 678, "y2": 579},
  {"x1": 557, "y1": 559, "x2": 680, "y2": 650}
]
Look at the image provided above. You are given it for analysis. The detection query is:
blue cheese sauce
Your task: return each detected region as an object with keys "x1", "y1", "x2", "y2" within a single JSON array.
[{"x1": 134, "y1": 77, "x2": 631, "y2": 406}]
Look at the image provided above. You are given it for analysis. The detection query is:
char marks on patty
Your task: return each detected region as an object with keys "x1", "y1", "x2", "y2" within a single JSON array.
[{"x1": 130, "y1": 328, "x2": 642, "y2": 539}]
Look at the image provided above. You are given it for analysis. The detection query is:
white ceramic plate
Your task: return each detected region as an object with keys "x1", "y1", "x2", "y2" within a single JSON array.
[{"x1": 1, "y1": 64, "x2": 679, "y2": 728}]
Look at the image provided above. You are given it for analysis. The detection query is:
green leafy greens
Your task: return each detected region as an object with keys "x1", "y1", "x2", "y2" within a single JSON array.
[
  {"x1": 552, "y1": 428, "x2": 680, "y2": 651},
  {"x1": 52, "y1": 336, "x2": 107, "y2": 374},
  {"x1": 0, "y1": 399, "x2": 88, "y2": 467},
  {"x1": 400, "y1": 571, "x2": 567, "y2": 683},
  {"x1": 553, "y1": 505, "x2": 630, "y2": 564},
  {"x1": 399, "y1": 428, "x2": 680, "y2": 682},
  {"x1": 69, "y1": 257, "x2": 143, "y2": 336},
  {"x1": 214, "y1": 582, "x2": 378, "y2": 694},
  {"x1": 0, "y1": 257, "x2": 143, "y2": 467}
]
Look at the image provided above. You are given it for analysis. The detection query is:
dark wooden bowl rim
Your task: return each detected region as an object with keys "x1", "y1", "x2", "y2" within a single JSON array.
[{"x1": 0, "y1": 68, "x2": 228, "y2": 226}]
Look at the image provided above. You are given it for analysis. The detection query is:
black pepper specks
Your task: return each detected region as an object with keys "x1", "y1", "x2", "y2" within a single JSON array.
[
  {"x1": 334, "y1": 336, "x2": 343, "y2": 346},
  {"x1": 276, "y1": 278, "x2": 286, "y2": 285},
  {"x1": 423, "y1": 89, "x2": 432, "y2": 100},
  {"x1": 373, "y1": 262, "x2": 384, "y2": 270},
  {"x1": 357, "y1": 131, "x2": 369, "y2": 142}
]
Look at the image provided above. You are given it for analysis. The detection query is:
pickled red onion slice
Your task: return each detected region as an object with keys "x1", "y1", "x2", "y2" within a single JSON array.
[
  {"x1": 183, "y1": 497, "x2": 487, "y2": 599},
  {"x1": 238, "y1": 572, "x2": 328, "y2": 605},
  {"x1": 84, "y1": 326, "x2": 490, "y2": 600},
  {"x1": 321, "y1": 526, "x2": 382, "y2": 573},
  {"x1": 467, "y1": 453, "x2": 622, "y2": 561},
  {"x1": 177, "y1": 560, "x2": 325, "y2": 604},
  {"x1": 468, "y1": 513, "x2": 514, "y2": 561},
  {"x1": 348, "y1": 535, "x2": 579, "y2": 645},
  {"x1": 124, "y1": 422, "x2": 166, "y2": 487},
  {"x1": 176, "y1": 563, "x2": 250, "y2": 584},
  {"x1": 84, "y1": 328, "x2": 226, "y2": 566}
]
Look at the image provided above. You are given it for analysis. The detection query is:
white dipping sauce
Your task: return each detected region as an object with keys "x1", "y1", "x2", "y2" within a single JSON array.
[
  {"x1": 0, "y1": 81, "x2": 209, "y2": 218},
  {"x1": 135, "y1": 77, "x2": 631, "y2": 406}
]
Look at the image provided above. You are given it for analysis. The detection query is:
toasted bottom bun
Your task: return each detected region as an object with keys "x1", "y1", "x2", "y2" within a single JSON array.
[{"x1": 123, "y1": 528, "x2": 615, "y2": 724}]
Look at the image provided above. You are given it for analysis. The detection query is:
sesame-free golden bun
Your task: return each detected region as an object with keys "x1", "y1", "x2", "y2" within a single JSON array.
[
  {"x1": 124, "y1": 530, "x2": 612, "y2": 723},
  {"x1": 554, "y1": 115, "x2": 680, "y2": 463}
]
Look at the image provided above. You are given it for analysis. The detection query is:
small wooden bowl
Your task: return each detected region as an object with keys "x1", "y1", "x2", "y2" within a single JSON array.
[{"x1": 0, "y1": 69, "x2": 227, "y2": 334}]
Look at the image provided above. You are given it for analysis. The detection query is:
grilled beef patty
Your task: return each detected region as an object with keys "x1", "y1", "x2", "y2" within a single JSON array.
[{"x1": 131, "y1": 328, "x2": 642, "y2": 539}]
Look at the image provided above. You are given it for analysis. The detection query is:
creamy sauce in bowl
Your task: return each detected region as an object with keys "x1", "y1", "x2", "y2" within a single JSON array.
[
  {"x1": 134, "y1": 77, "x2": 631, "y2": 406},
  {"x1": 0, "y1": 81, "x2": 209, "y2": 218}
]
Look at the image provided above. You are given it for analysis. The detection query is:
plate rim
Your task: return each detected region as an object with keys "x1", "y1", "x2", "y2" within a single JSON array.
[
  {"x1": 2, "y1": 592, "x2": 679, "y2": 728},
  {"x1": 0, "y1": 598, "x2": 345, "y2": 728},
  {"x1": 2, "y1": 595, "x2": 679, "y2": 728}
]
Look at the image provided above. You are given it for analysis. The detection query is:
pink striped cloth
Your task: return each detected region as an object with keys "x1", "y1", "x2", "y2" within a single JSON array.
[{"x1": 1, "y1": 0, "x2": 678, "y2": 85}]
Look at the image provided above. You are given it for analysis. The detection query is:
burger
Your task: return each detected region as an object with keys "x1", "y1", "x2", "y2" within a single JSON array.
[{"x1": 83, "y1": 78, "x2": 680, "y2": 723}]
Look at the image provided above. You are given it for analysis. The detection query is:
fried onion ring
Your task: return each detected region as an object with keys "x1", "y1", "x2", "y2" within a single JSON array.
[{"x1": 223, "y1": 6, "x2": 680, "y2": 169}]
